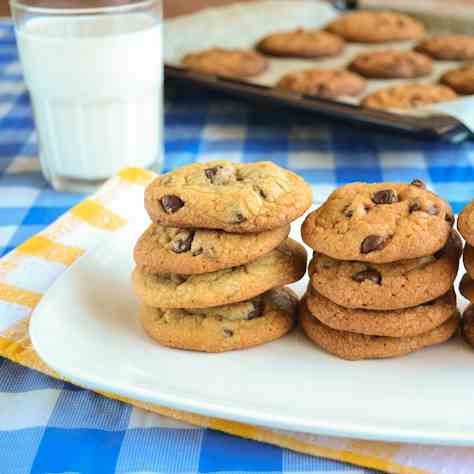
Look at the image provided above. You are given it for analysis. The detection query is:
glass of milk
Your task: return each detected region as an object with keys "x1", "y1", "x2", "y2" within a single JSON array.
[{"x1": 10, "y1": 0, "x2": 163, "y2": 192}]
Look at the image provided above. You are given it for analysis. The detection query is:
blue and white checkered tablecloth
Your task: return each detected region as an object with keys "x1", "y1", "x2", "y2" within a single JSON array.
[{"x1": 1, "y1": 18, "x2": 474, "y2": 474}]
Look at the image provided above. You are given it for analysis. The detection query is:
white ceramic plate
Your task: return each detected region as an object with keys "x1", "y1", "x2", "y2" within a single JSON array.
[{"x1": 30, "y1": 206, "x2": 474, "y2": 446}]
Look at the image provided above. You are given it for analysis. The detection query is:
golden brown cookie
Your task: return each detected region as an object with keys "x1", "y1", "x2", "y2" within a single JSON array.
[
  {"x1": 132, "y1": 238, "x2": 307, "y2": 308},
  {"x1": 276, "y1": 68, "x2": 366, "y2": 99},
  {"x1": 462, "y1": 304, "x2": 474, "y2": 348},
  {"x1": 144, "y1": 161, "x2": 313, "y2": 233},
  {"x1": 300, "y1": 301, "x2": 460, "y2": 361},
  {"x1": 301, "y1": 181, "x2": 454, "y2": 263},
  {"x1": 181, "y1": 47, "x2": 268, "y2": 78},
  {"x1": 326, "y1": 11, "x2": 425, "y2": 44},
  {"x1": 441, "y1": 64, "x2": 474, "y2": 95},
  {"x1": 460, "y1": 273, "x2": 474, "y2": 302},
  {"x1": 463, "y1": 245, "x2": 474, "y2": 279},
  {"x1": 362, "y1": 84, "x2": 457, "y2": 110},
  {"x1": 458, "y1": 200, "x2": 474, "y2": 246},
  {"x1": 256, "y1": 28, "x2": 345, "y2": 58},
  {"x1": 349, "y1": 50, "x2": 433, "y2": 79},
  {"x1": 140, "y1": 287, "x2": 298, "y2": 352},
  {"x1": 306, "y1": 288, "x2": 457, "y2": 337},
  {"x1": 415, "y1": 35, "x2": 474, "y2": 61},
  {"x1": 308, "y1": 231, "x2": 461, "y2": 310},
  {"x1": 134, "y1": 223, "x2": 290, "y2": 274}
]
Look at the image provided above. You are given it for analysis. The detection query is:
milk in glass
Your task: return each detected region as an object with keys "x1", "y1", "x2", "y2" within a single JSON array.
[{"x1": 15, "y1": 11, "x2": 162, "y2": 191}]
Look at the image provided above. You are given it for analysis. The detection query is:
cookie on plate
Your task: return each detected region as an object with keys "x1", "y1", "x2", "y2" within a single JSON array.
[
  {"x1": 256, "y1": 28, "x2": 344, "y2": 58},
  {"x1": 460, "y1": 273, "x2": 474, "y2": 302},
  {"x1": 306, "y1": 288, "x2": 457, "y2": 337},
  {"x1": 308, "y1": 230, "x2": 461, "y2": 310},
  {"x1": 462, "y1": 304, "x2": 474, "y2": 348},
  {"x1": 144, "y1": 161, "x2": 313, "y2": 233},
  {"x1": 441, "y1": 64, "x2": 474, "y2": 95},
  {"x1": 463, "y1": 245, "x2": 474, "y2": 279},
  {"x1": 132, "y1": 238, "x2": 307, "y2": 308},
  {"x1": 458, "y1": 200, "x2": 474, "y2": 245},
  {"x1": 140, "y1": 287, "x2": 298, "y2": 352},
  {"x1": 300, "y1": 301, "x2": 460, "y2": 360},
  {"x1": 181, "y1": 47, "x2": 268, "y2": 78},
  {"x1": 326, "y1": 11, "x2": 425, "y2": 44},
  {"x1": 301, "y1": 181, "x2": 454, "y2": 263},
  {"x1": 361, "y1": 84, "x2": 457, "y2": 110},
  {"x1": 134, "y1": 223, "x2": 290, "y2": 274},
  {"x1": 415, "y1": 35, "x2": 474, "y2": 61},
  {"x1": 276, "y1": 68, "x2": 366, "y2": 99},
  {"x1": 349, "y1": 50, "x2": 433, "y2": 79}
]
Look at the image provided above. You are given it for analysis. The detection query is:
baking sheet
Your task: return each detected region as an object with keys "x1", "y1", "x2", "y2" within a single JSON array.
[{"x1": 163, "y1": 0, "x2": 474, "y2": 133}]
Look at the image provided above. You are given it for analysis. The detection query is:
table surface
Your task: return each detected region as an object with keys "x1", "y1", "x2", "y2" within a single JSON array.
[{"x1": 1, "y1": 5, "x2": 474, "y2": 473}]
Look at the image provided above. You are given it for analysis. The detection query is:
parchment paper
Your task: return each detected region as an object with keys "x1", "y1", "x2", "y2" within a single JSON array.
[{"x1": 164, "y1": 0, "x2": 474, "y2": 133}]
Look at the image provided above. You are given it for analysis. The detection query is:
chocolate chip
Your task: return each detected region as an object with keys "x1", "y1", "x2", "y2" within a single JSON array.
[
  {"x1": 445, "y1": 213, "x2": 455, "y2": 226},
  {"x1": 410, "y1": 179, "x2": 426, "y2": 189},
  {"x1": 223, "y1": 329, "x2": 234, "y2": 337},
  {"x1": 258, "y1": 188, "x2": 267, "y2": 199},
  {"x1": 372, "y1": 189, "x2": 398, "y2": 205},
  {"x1": 160, "y1": 195, "x2": 184, "y2": 214},
  {"x1": 361, "y1": 235, "x2": 386, "y2": 254},
  {"x1": 233, "y1": 212, "x2": 246, "y2": 224},
  {"x1": 343, "y1": 205, "x2": 353, "y2": 218},
  {"x1": 426, "y1": 205, "x2": 440, "y2": 216},
  {"x1": 409, "y1": 199, "x2": 421, "y2": 213},
  {"x1": 170, "y1": 231, "x2": 194, "y2": 254},
  {"x1": 352, "y1": 268, "x2": 382, "y2": 285},
  {"x1": 204, "y1": 165, "x2": 223, "y2": 183},
  {"x1": 247, "y1": 301, "x2": 263, "y2": 320}
]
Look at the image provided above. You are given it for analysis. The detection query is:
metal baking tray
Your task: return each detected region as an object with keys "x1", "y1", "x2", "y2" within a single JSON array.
[{"x1": 164, "y1": 0, "x2": 472, "y2": 142}]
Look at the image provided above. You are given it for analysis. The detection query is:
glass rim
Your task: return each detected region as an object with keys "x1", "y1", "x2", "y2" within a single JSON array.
[{"x1": 9, "y1": 0, "x2": 158, "y2": 15}]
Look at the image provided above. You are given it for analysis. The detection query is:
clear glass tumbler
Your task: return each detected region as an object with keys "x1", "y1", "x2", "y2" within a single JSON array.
[{"x1": 10, "y1": 0, "x2": 163, "y2": 192}]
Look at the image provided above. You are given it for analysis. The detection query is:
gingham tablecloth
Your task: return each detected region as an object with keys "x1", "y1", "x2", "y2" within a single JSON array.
[{"x1": 1, "y1": 18, "x2": 474, "y2": 474}]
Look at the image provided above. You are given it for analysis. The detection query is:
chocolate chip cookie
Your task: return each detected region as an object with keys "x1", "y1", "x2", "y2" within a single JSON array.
[
  {"x1": 326, "y1": 11, "x2": 425, "y2": 44},
  {"x1": 140, "y1": 287, "x2": 298, "y2": 352},
  {"x1": 362, "y1": 84, "x2": 457, "y2": 110},
  {"x1": 256, "y1": 28, "x2": 344, "y2": 58},
  {"x1": 462, "y1": 304, "x2": 474, "y2": 348},
  {"x1": 441, "y1": 64, "x2": 474, "y2": 95},
  {"x1": 134, "y1": 223, "x2": 290, "y2": 274},
  {"x1": 463, "y1": 245, "x2": 474, "y2": 279},
  {"x1": 276, "y1": 68, "x2": 366, "y2": 99},
  {"x1": 458, "y1": 200, "x2": 474, "y2": 245},
  {"x1": 181, "y1": 47, "x2": 268, "y2": 78},
  {"x1": 145, "y1": 161, "x2": 313, "y2": 233},
  {"x1": 306, "y1": 288, "x2": 457, "y2": 338},
  {"x1": 349, "y1": 50, "x2": 433, "y2": 79},
  {"x1": 132, "y1": 238, "x2": 307, "y2": 308},
  {"x1": 460, "y1": 273, "x2": 474, "y2": 302},
  {"x1": 415, "y1": 35, "x2": 474, "y2": 61},
  {"x1": 301, "y1": 182, "x2": 454, "y2": 263},
  {"x1": 308, "y1": 231, "x2": 461, "y2": 310},
  {"x1": 300, "y1": 301, "x2": 460, "y2": 360}
]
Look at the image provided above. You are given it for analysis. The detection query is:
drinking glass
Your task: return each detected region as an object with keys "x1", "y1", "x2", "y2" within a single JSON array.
[{"x1": 10, "y1": 0, "x2": 163, "y2": 192}]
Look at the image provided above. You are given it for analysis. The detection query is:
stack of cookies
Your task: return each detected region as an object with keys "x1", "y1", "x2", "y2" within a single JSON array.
[
  {"x1": 300, "y1": 181, "x2": 461, "y2": 360},
  {"x1": 132, "y1": 160, "x2": 312, "y2": 352},
  {"x1": 457, "y1": 201, "x2": 474, "y2": 347}
]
